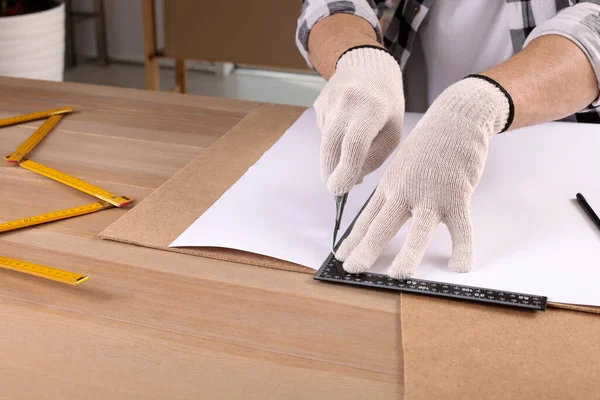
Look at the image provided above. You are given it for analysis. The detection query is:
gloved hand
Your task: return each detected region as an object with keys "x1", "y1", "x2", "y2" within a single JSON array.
[
  {"x1": 314, "y1": 46, "x2": 404, "y2": 196},
  {"x1": 336, "y1": 76, "x2": 513, "y2": 278}
]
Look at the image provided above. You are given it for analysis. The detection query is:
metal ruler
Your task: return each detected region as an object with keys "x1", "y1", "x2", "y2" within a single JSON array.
[
  {"x1": 315, "y1": 255, "x2": 547, "y2": 310},
  {"x1": 0, "y1": 255, "x2": 89, "y2": 286},
  {"x1": 0, "y1": 107, "x2": 132, "y2": 284},
  {"x1": 314, "y1": 192, "x2": 547, "y2": 311}
]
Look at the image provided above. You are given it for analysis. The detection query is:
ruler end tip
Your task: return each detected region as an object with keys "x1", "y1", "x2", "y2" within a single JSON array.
[
  {"x1": 116, "y1": 196, "x2": 133, "y2": 208},
  {"x1": 74, "y1": 276, "x2": 90, "y2": 286},
  {"x1": 52, "y1": 107, "x2": 75, "y2": 116}
]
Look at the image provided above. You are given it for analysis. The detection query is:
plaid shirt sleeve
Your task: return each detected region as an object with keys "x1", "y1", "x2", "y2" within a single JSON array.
[
  {"x1": 524, "y1": 0, "x2": 600, "y2": 110},
  {"x1": 295, "y1": 0, "x2": 388, "y2": 68}
]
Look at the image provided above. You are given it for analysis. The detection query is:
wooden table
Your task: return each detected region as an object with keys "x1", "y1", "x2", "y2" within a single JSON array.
[{"x1": 0, "y1": 77, "x2": 401, "y2": 399}]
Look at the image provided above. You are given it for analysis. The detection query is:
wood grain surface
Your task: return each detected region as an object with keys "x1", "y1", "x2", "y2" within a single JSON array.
[{"x1": 0, "y1": 77, "x2": 402, "y2": 399}]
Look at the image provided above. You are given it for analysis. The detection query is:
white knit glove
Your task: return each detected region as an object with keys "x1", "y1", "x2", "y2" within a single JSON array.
[
  {"x1": 336, "y1": 76, "x2": 513, "y2": 278},
  {"x1": 314, "y1": 46, "x2": 405, "y2": 195}
]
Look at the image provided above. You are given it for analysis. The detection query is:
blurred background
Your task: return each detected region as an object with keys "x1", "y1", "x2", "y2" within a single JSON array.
[{"x1": 0, "y1": 0, "x2": 331, "y2": 106}]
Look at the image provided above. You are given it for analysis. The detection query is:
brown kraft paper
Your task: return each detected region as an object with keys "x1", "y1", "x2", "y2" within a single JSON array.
[
  {"x1": 100, "y1": 103, "x2": 600, "y2": 314},
  {"x1": 402, "y1": 295, "x2": 600, "y2": 399}
]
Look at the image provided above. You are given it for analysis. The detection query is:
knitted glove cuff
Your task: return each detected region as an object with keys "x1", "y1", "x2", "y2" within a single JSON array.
[
  {"x1": 464, "y1": 74, "x2": 515, "y2": 133},
  {"x1": 336, "y1": 45, "x2": 401, "y2": 74}
]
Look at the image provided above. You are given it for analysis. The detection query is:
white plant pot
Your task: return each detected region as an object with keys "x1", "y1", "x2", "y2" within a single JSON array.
[{"x1": 0, "y1": 2, "x2": 65, "y2": 82}]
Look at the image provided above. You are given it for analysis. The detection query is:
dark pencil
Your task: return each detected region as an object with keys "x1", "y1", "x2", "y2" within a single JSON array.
[{"x1": 576, "y1": 193, "x2": 600, "y2": 232}]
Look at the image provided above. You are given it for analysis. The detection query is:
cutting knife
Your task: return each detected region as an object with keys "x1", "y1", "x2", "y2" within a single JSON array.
[{"x1": 332, "y1": 193, "x2": 348, "y2": 254}]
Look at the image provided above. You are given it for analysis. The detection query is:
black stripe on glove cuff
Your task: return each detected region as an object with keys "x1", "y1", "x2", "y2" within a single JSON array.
[
  {"x1": 464, "y1": 74, "x2": 515, "y2": 133},
  {"x1": 335, "y1": 45, "x2": 399, "y2": 70}
]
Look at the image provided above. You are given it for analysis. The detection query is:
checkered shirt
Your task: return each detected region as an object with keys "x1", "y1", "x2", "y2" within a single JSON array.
[{"x1": 296, "y1": 0, "x2": 600, "y2": 123}]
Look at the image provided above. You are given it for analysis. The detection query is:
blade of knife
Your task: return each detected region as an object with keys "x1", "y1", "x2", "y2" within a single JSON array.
[{"x1": 333, "y1": 193, "x2": 348, "y2": 253}]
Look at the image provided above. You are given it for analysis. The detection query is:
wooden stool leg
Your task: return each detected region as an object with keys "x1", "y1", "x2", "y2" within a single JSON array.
[
  {"x1": 64, "y1": 0, "x2": 77, "y2": 67},
  {"x1": 175, "y1": 59, "x2": 187, "y2": 94},
  {"x1": 141, "y1": 0, "x2": 159, "y2": 91},
  {"x1": 94, "y1": 0, "x2": 109, "y2": 65}
]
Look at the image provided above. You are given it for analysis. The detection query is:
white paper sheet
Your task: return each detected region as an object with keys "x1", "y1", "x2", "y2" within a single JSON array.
[{"x1": 172, "y1": 109, "x2": 600, "y2": 306}]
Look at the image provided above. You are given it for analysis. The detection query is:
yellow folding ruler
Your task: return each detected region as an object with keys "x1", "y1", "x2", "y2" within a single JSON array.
[
  {"x1": 19, "y1": 160, "x2": 133, "y2": 207},
  {"x1": 5, "y1": 112, "x2": 67, "y2": 163},
  {"x1": 0, "y1": 256, "x2": 89, "y2": 286},
  {"x1": 0, "y1": 201, "x2": 114, "y2": 233},
  {"x1": 0, "y1": 106, "x2": 72, "y2": 128},
  {"x1": 0, "y1": 107, "x2": 133, "y2": 285}
]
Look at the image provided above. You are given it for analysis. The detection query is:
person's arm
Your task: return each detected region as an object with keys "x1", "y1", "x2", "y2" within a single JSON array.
[
  {"x1": 485, "y1": 1, "x2": 600, "y2": 128},
  {"x1": 308, "y1": 13, "x2": 384, "y2": 80},
  {"x1": 484, "y1": 35, "x2": 598, "y2": 129},
  {"x1": 295, "y1": 0, "x2": 384, "y2": 74}
]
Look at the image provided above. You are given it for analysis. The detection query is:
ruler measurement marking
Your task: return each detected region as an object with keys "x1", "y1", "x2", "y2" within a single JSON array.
[
  {"x1": 0, "y1": 106, "x2": 133, "y2": 286},
  {"x1": 0, "y1": 107, "x2": 73, "y2": 128},
  {"x1": 315, "y1": 256, "x2": 547, "y2": 311},
  {"x1": 5, "y1": 114, "x2": 64, "y2": 163},
  {"x1": 316, "y1": 191, "x2": 547, "y2": 310},
  {"x1": 0, "y1": 202, "x2": 114, "y2": 233},
  {"x1": 0, "y1": 256, "x2": 88, "y2": 286},
  {"x1": 19, "y1": 160, "x2": 132, "y2": 207}
]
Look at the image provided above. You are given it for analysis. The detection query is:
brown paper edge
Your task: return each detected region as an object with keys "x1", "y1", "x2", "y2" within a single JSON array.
[{"x1": 99, "y1": 103, "x2": 313, "y2": 274}]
